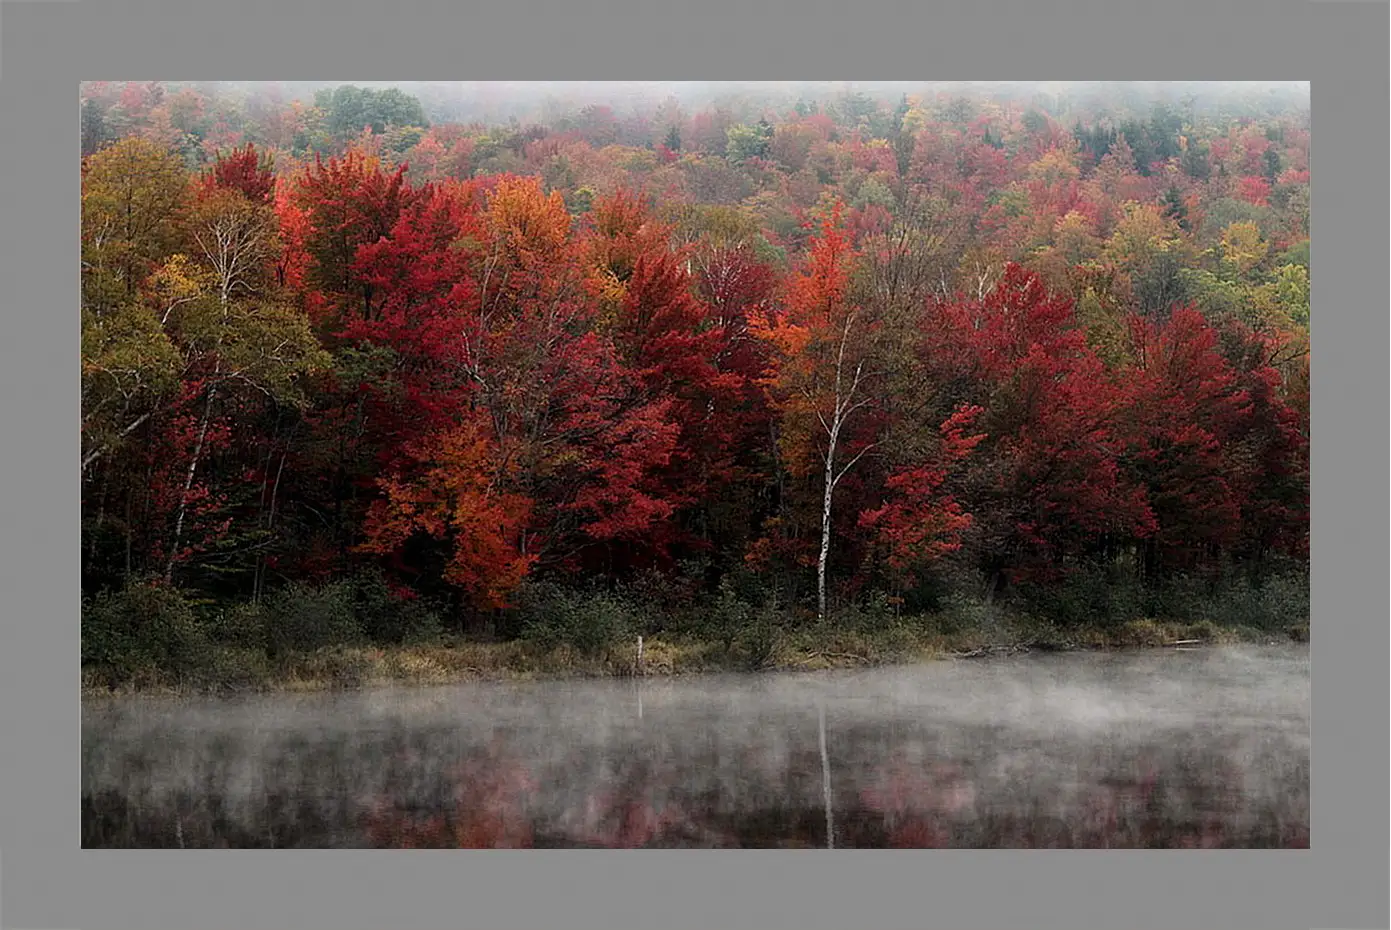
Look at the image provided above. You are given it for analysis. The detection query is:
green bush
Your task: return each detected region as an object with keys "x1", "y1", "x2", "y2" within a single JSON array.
[
  {"x1": 188, "y1": 646, "x2": 273, "y2": 693},
  {"x1": 932, "y1": 592, "x2": 993, "y2": 634},
  {"x1": 1010, "y1": 564, "x2": 1310, "y2": 632},
  {"x1": 705, "y1": 582, "x2": 754, "y2": 651},
  {"x1": 622, "y1": 562, "x2": 706, "y2": 634},
  {"x1": 202, "y1": 572, "x2": 446, "y2": 655},
  {"x1": 835, "y1": 592, "x2": 897, "y2": 634},
  {"x1": 350, "y1": 571, "x2": 444, "y2": 645},
  {"x1": 1148, "y1": 574, "x2": 1210, "y2": 623},
  {"x1": 734, "y1": 604, "x2": 783, "y2": 670},
  {"x1": 204, "y1": 602, "x2": 270, "y2": 651},
  {"x1": 1187, "y1": 619, "x2": 1223, "y2": 642},
  {"x1": 1206, "y1": 571, "x2": 1310, "y2": 631},
  {"x1": 719, "y1": 564, "x2": 771, "y2": 609},
  {"x1": 1014, "y1": 567, "x2": 1135, "y2": 628},
  {"x1": 262, "y1": 580, "x2": 363, "y2": 657},
  {"x1": 515, "y1": 583, "x2": 638, "y2": 657},
  {"x1": 81, "y1": 581, "x2": 214, "y2": 686}
]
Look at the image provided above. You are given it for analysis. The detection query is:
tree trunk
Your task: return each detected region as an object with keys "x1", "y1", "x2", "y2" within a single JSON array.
[
  {"x1": 165, "y1": 385, "x2": 217, "y2": 584},
  {"x1": 818, "y1": 428, "x2": 838, "y2": 624},
  {"x1": 255, "y1": 443, "x2": 290, "y2": 604},
  {"x1": 88, "y1": 466, "x2": 110, "y2": 563},
  {"x1": 82, "y1": 411, "x2": 153, "y2": 475},
  {"x1": 124, "y1": 489, "x2": 134, "y2": 583}
]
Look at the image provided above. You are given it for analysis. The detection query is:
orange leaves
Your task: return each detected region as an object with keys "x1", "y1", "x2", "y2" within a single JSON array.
[
  {"x1": 581, "y1": 190, "x2": 678, "y2": 327},
  {"x1": 749, "y1": 202, "x2": 860, "y2": 409},
  {"x1": 474, "y1": 175, "x2": 589, "y2": 330},
  {"x1": 785, "y1": 204, "x2": 853, "y2": 323},
  {"x1": 361, "y1": 418, "x2": 535, "y2": 610},
  {"x1": 484, "y1": 174, "x2": 572, "y2": 259},
  {"x1": 271, "y1": 183, "x2": 313, "y2": 293},
  {"x1": 746, "y1": 308, "x2": 810, "y2": 378}
]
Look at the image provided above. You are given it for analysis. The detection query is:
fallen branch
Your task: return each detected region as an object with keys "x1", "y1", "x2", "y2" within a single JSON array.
[
  {"x1": 951, "y1": 644, "x2": 1033, "y2": 659},
  {"x1": 804, "y1": 650, "x2": 871, "y2": 664}
]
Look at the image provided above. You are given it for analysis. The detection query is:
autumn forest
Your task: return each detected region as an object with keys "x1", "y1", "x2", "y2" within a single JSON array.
[{"x1": 79, "y1": 82, "x2": 1310, "y2": 691}]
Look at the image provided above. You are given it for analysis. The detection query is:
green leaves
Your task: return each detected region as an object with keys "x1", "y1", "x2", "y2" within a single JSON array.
[
  {"x1": 82, "y1": 137, "x2": 191, "y2": 311},
  {"x1": 214, "y1": 299, "x2": 332, "y2": 408},
  {"x1": 725, "y1": 122, "x2": 774, "y2": 163},
  {"x1": 314, "y1": 85, "x2": 430, "y2": 141},
  {"x1": 81, "y1": 302, "x2": 183, "y2": 470}
]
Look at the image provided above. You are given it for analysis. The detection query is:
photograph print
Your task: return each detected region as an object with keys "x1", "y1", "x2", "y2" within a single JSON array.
[{"x1": 80, "y1": 80, "x2": 1310, "y2": 849}]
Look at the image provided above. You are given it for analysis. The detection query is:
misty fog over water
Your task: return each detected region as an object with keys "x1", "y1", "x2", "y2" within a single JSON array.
[{"x1": 82, "y1": 645, "x2": 1308, "y2": 848}]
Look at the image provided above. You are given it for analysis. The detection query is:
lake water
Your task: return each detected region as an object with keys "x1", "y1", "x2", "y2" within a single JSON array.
[{"x1": 82, "y1": 644, "x2": 1309, "y2": 848}]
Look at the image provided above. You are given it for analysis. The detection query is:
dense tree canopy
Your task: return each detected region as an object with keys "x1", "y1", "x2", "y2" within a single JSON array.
[{"x1": 81, "y1": 82, "x2": 1309, "y2": 634}]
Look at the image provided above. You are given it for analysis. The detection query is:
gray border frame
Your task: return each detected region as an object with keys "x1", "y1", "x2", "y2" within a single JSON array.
[{"x1": 2, "y1": 0, "x2": 1384, "y2": 926}]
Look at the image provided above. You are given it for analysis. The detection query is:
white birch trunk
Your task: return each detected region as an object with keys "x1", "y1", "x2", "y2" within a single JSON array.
[
  {"x1": 818, "y1": 422, "x2": 839, "y2": 623},
  {"x1": 165, "y1": 382, "x2": 217, "y2": 583}
]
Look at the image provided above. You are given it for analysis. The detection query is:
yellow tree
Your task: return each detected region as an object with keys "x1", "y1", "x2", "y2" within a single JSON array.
[
  {"x1": 1220, "y1": 221, "x2": 1269, "y2": 280},
  {"x1": 157, "y1": 172, "x2": 328, "y2": 581},
  {"x1": 81, "y1": 136, "x2": 190, "y2": 311},
  {"x1": 81, "y1": 138, "x2": 191, "y2": 477}
]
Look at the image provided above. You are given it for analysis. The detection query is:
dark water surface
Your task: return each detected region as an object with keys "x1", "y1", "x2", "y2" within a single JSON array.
[{"x1": 82, "y1": 644, "x2": 1309, "y2": 848}]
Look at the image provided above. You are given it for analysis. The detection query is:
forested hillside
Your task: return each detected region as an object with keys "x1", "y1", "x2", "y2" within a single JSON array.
[{"x1": 80, "y1": 82, "x2": 1310, "y2": 690}]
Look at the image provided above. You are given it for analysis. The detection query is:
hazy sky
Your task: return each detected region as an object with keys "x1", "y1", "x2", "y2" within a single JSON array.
[
  {"x1": 222, "y1": 80, "x2": 1309, "y2": 101},
  {"x1": 195, "y1": 80, "x2": 1307, "y2": 125}
]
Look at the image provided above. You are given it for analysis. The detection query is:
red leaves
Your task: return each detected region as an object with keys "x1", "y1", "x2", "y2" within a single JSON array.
[
  {"x1": 618, "y1": 250, "x2": 713, "y2": 371},
  {"x1": 290, "y1": 148, "x2": 419, "y2": 325},
  {"x1": 344, "y1": 180, "x2": 706, "y2": 584},
  {"x1": 1120, "y1": 308, "x2": 1254, "y2": 566},
  {"x1": 859, "y1": 406, "x2": 984, "y2": 582},
  {"x1": 1237, "y1": 175, "x2": 1272, "y2": 208},
  {"x1": 920, "y1": 265, "x2": 1156, "y2": 578},
  {"x1": 82, "y1": 102, "x2": 1309, "y2": 610},
  {"x1": 695, "y1": 242, "x2": 777, "y2": 325},
  {"x1": 349, "y1": 179, "x2": 484, "y2": 375},
  {"x1": 203, "y1": 144, "x2": 275, "y2": 205},
  {"x1": 618, "y1": 251, "x2": 745, "y2": 479},
  {"x1": 578, "y1": 192, "x2": 771, "y2": 557},
  {"x1": 547, "y1": 334, "x2": 682, "y2": 543},
  {"x1": 953, "y1": 262, "x2": 1082, "y2": 378}
]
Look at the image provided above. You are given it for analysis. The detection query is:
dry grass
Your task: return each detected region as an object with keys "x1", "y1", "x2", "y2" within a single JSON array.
[{"x1": 80, "y1": 616, "x2": 1291, "y2": 699}]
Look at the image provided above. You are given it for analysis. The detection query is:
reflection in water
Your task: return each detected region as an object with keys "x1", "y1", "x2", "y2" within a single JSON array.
[{"x1": 82, "y1": 646, "x2": 1309, "y2": 848}]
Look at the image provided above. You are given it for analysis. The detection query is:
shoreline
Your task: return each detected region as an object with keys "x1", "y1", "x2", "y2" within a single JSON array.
[{"x1": 81, "y1": 618, "x2": 1308, "y2": 701}]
